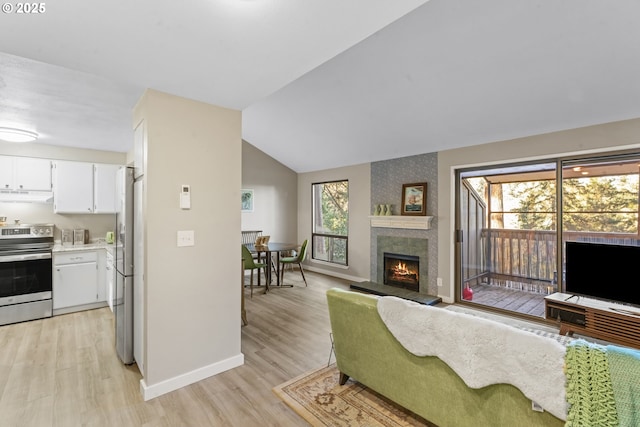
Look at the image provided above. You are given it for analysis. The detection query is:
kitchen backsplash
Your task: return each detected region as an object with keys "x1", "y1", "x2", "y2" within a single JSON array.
[{"x1": 0, "y1": 202, "x2": 114, "y2": 242}]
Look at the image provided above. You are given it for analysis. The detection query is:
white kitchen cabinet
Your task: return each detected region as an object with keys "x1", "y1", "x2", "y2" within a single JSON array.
[
  {"x1": 93, "y1": 163, "x2": 120, "y2": 213},
  {"x1": 0, "y1": 156, "x2": 51, "y2": 191},
  {"x1": 53, "y1": 160, "x2": 122, "y2": 214},
  {"x1": 0, "y1": 156, "x2": 13, "y2": 189},
  {"x1": 53, "y1": 251, "x2": 99, "y2": 310},
  {"x1": 97, "y1": 249, "x2": 107, "y2": 303},
  {"x1": 106, "y1": 251, "x2": 115, "y2": 312},
  {"x1": 53, "y1": 160, "x2": 94, "y2": 213},
  {"x1": 15, "y1": 157, "x2": 52, "y2": 190}
]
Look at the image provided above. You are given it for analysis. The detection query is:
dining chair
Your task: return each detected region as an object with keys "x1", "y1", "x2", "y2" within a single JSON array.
[
  {"x1": 279, "y1": 239, "x2": 308, "y2": 286},
  {"x1": 242, "y1": 244, "x2": 267, "y2": 298},
  {"x1": 241, "y1": 230, "x2": 263, "y2": 263}
]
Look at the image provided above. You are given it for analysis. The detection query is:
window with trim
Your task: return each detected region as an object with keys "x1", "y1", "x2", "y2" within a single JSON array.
[{"x1": 312, "y1": 180, "x2": 348, "y2": 265}]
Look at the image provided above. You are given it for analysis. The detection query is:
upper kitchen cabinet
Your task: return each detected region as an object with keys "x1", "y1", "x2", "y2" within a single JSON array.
[
  {"x1": 0, "y1": 157, "x2": 11, "y2": 187},
  {"x1": 53, "y1": 160, "x2": 122, "y2": 214},
  {"x1": 53, "y1": 160, "x2": 94, "y2": 213},
  {"x1": 93, "y1": 164, "x2": 120, "y2": 213},
  {"x1": 0, "y1": 156, "x2": 52, "y2": 191}
]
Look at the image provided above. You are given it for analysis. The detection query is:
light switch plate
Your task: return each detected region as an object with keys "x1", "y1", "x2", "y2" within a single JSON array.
[{"x1": 177, "y1": 230, "x2": 195, "y2": 247}]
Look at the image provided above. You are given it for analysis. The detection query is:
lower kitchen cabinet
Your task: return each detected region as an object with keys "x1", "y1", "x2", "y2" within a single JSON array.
[
  {"x1": 106, "y1": 251, "x2": 115, "y2": 312},
  {"x1": 53, "y1": 250, "x2": 107, "y2": 314}
]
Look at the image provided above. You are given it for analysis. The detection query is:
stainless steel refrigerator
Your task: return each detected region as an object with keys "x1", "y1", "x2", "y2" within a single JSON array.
[{"x1": 115, "y1": 166, "x2": 134, "y2": 364}]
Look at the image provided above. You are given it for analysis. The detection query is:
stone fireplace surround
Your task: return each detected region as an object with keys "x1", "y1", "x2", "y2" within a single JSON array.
[
  {"x1": 370, "y1": 151, "x2": 438, "y2": 296},
  {"x1": 376, "y1": 235, "x2": 428, "y2": 294}
]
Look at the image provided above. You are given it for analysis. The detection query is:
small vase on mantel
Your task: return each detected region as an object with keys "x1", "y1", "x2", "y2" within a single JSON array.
[
  {"x1": 385, "y1": 204, "x2": 392, "y2": 216},
  {"x1": 380, "y1": 204, "x2": 388, "y2": 215},
  {"x1": 373, "y1": 204, "x2": 381, "y2": 216}
]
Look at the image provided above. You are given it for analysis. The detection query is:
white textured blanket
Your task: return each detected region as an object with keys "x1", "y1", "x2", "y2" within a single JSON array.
[{"x1": 377, "y1": 296, "x2": 567, "y2": 420}]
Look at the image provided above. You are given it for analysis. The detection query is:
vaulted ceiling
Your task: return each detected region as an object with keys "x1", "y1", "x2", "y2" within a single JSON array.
[{"x1": 1, "y1": 0, "x2": 639, "y2": 172}]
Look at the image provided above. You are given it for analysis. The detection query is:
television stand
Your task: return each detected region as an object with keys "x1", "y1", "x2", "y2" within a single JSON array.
[
  {"x1": 545, "y1": 292, "x2": 640, "y2": 349},
  {"x1": 609, "y1": 307, "x2": 640, "y2": 317}
]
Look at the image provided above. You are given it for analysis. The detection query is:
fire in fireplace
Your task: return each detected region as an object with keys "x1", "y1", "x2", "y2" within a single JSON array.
[{"x1": 384, "y1": 252, "x2": 419, "y2": 291}]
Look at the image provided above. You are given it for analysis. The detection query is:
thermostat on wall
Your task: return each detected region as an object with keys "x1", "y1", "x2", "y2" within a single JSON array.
[{"x1": 180, "y1": 185, "x2": 191, "y2": 209}]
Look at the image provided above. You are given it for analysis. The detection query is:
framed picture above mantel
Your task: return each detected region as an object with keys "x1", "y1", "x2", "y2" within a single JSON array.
[{"x1": 401, "y1": 182, "x2": 427, "y2": 216}]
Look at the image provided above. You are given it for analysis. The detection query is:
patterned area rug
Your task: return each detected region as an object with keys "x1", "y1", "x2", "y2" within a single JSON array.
[{"x1": 273, "y1": 364, "x2": 435, "y2": 426}]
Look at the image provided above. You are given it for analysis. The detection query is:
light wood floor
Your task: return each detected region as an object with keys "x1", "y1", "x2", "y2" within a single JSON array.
[{"x1": 0, "y1": 270, "x2": 351, "y2": 426}]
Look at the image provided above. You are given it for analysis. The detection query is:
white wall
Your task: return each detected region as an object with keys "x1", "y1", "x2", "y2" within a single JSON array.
[
  {"x1": 437, "y1": 117, "x2": 640, "y2": 303},
  {"x1": 241, "y1": 140, "x2": 297, "y2": 243},
  {"x1": 297, "y1": 163, "x2": 371, "y2": 282},
  {"x1": 133, "y1": 89, "x2": 242, "y2": 399},
  {"x1": 0, "y1": 142, "x2": 127, "y2": 239}
]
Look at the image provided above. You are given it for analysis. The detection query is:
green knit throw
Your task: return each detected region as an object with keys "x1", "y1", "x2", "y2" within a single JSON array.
[
  {"x1": 607, "y1": 345, "x2": 640, "y2": 427},
  {"x1": 565, "y1": 340, "x2": 619, "y2": 427}
]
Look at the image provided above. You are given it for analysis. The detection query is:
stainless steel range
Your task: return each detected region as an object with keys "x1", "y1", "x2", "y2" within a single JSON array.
[{"x1": 0, "y1": 224, "x2": 54, "y2": 326}]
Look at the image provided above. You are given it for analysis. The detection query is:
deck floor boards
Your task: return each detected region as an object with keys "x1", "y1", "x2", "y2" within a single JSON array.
[{"x1": 469, "y1": 283, "x2": 547, "y2": 318}]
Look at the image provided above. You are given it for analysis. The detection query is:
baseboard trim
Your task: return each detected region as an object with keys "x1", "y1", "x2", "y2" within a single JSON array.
[
  {"x1": 53, "y1": 301, "x2": 108, "y2": 316},
  {"x1": 140, "y1": 353, "x2": 244, "y2": 401},
  {"x1": 304, "y1": 265, "x2": 367, "y2": 283}
]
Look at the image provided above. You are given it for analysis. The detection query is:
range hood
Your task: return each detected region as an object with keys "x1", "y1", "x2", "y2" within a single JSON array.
[{"x1": 0, "y1": 190, "x2": 54, "y2": 203}]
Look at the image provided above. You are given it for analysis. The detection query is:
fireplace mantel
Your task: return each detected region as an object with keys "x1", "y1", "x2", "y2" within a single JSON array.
[{"x1": 369, "y1": 215, "x2": 433, "y2": 230}]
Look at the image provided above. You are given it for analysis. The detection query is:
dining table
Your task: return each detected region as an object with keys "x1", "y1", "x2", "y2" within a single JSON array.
[{"x1": 246, "y1": 242, "x2": 299, "y2": 292}]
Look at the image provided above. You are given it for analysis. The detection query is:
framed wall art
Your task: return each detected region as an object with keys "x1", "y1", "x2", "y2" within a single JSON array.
[
  {"x1": 401, "y1": 182, "x2": 427, "y2": 216},
  {"x1": 241, "y1": 189, "x2": 254, "y2": 212}
]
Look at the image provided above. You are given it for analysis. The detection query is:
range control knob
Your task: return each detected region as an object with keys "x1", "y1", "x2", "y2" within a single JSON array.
[{"x1": 33, "y1": 227, "x2": 52, "y2": 236}]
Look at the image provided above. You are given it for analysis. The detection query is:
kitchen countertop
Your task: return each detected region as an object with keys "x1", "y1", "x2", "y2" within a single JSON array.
[{"x1": 53, "y1": 241, "x2": 116, "y2": 254}]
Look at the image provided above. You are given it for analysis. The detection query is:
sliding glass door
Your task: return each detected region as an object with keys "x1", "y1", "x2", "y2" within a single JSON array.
[
  {"x1": 456, "y1": 151, "x2": 640, "y2": 318},
  {"x1": 457, "y1": 162, "x2": 557, "y2": 317}
]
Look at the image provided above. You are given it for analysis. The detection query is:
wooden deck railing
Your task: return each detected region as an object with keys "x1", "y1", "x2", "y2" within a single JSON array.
[{"x1": 478, "y1": 229, "x2": 640, "y2": 294}]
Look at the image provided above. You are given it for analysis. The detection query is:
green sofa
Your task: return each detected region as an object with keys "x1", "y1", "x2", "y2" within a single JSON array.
[{"x1": 326, "y1": 288, "x2": 564, "y2": 427}]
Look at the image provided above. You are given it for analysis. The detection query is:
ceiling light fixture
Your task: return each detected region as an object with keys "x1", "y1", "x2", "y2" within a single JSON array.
[{"x1": 0, "y1": 127, "x2": 38, "y2": 143}]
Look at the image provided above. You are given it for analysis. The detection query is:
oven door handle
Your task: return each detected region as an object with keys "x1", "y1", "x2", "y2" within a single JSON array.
[{"x1": 0, "y1": 252, "x2": 52, "y2": 262}]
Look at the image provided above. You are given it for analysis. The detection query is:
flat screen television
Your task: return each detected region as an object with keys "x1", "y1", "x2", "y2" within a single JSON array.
[{"x1": 565, "y1": 241, "x2": 640, "y2": 307}]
